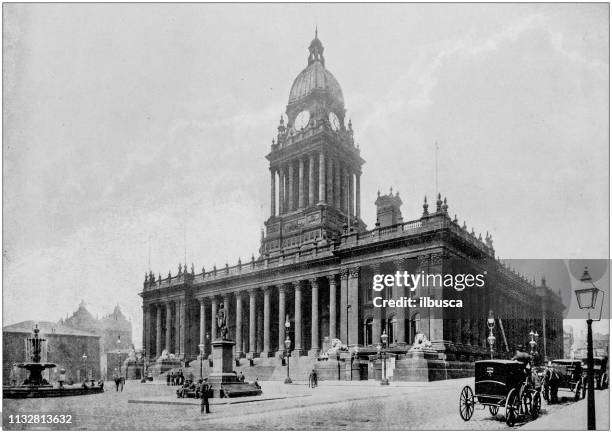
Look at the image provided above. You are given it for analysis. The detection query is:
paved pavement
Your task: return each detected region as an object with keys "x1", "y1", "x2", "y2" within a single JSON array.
[{"x1": 3, "y1": 379, "x2": 609, "y2": 430}]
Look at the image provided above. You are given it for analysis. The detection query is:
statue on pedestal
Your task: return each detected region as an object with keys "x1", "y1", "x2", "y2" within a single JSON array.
[{"x1": 216, "y1": 303, "x2": 229, "y2": 340}]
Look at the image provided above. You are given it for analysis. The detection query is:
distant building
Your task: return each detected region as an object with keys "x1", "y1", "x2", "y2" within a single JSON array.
[
  {"x1": 3, "y1": 321, "x2": 100, "y2": 384},
  {"x1": 563, "y1": 326, "x2": 574, "y2": 358},
  {"x1": 59, "y1": 301, "x2": 133, "y2": 379},
  {"x1": 60, "y1": 301, "x2": 132, "y2": 353},
  {"x1": 572, "y1": 329, "x2": 609, "y2": 359}
]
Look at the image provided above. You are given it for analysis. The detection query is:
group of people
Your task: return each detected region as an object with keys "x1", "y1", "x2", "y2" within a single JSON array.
[
  {"x1": 166, "y1": 370, "x2": 185, "y2": 386},
  {"x1": 112, "y1": 369, "x2": 125, "y2": 392}
]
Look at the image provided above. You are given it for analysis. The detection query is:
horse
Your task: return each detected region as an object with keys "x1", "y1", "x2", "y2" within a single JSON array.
[{"x1": 541, "y1": 367, "x2": 562, "y2": 404}]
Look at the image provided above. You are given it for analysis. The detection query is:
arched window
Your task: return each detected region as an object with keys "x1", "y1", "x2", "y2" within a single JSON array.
[
  {"x1": 410, "y1": 312, "x2": 421, "y2": 345},
  {"x1": 363, "y1": 317, "x2": 373, "y2": 346}
]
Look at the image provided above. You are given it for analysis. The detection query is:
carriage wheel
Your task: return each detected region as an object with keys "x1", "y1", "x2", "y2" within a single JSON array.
[
  {"x1": 489, "y1": 406, "x2": 499, "y2": 416},
  {"x1": 531, "y1": 392, "x2": 541, "y2": 419},
  {"x1": 459, "y1": 385, "x2": 474, "y2": 421},
  {"x1": 575, "y1": 380, "x2": 583, "y2": 401},
  {"x1": 505, "y1": 388, "x2": 519, "y2": 427}
]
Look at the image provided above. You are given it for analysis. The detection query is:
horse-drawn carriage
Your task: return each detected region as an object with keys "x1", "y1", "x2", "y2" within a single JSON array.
[
  {"x1": 459, "y1": 360, "x2": 541, "y2": 427},
  {"x1": 581, "y1": 356, "x2": 609, "y2": 392},
  {"x1": 542, "y1": 359, "x2": 583, "y2": 403}
]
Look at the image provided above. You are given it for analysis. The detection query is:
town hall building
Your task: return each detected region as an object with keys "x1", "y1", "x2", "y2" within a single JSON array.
[{"x1": 139, "y1": 33, "x2": 564, "y2": 380}]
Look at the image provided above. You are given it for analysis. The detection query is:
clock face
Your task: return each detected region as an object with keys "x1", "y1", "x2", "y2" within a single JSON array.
[
  {"x1": 329, "y1": 112, "x2": 340, "y2": 131},
  {"x1": 294, "y1": 111, "x2": 310, "y2": 130}
]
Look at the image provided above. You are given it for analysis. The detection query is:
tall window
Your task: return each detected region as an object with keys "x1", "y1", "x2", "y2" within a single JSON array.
[{"x1": 363, "y1": 317, "x2": 373, "y2": 345}]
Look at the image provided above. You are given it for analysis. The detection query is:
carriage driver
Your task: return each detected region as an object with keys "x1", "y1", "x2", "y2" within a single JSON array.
[{"x1": 512, "y1": 345, "x2": 534, "y2": 387}]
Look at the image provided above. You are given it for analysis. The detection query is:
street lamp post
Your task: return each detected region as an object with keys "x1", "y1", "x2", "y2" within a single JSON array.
[
  {"x1": 529, "y1": 330, "x2": 539, "y2": 356},
  {"x1": 575, "y1": 267, "x2": 604, "y2": 431},
  {"x1": 380, "y1": 331, "x2": 389, "y2": 386},
  {"x1": 487, "y1": 310, "x2": 496, "y2": 359},
  {"x1": 81, "y1": 353, "x2": 87, "y2": 382},
  {"x1": 198, "y1": 343, "x2": 205, "y2": 380},
  {"x1": 117, "y1": 335, "x2": 125, "y2": 379},
  {"x1": 284, "y1": 316, "x2": 292, "y2": 384}
]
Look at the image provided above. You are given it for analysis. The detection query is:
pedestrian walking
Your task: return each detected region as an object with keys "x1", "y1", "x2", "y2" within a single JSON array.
[
  {"x1": 200, "y1": 378, "x2": 211, "y2": 414},
  {"x1": 166, "y1": 372, "x2": 171, "y2": 386},
  {"x1": 312, "y1": 369, "x2": 318, "y2": 388},
  {"x1": 113, "y1": 369, "x2": 121, "y2": 392}
]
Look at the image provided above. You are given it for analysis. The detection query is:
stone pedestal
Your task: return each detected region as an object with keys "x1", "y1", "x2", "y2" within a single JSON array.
[
  {"x1": 148, "y1": 358, "x2": 182, "y2": 376},
  {"x1": 307, "y1": 348, "x2": 320, "y2": 358},
  {"x1": 124, "y1": 359, "x2": 145, "y2": 380},
  {"x1": 207, "y1": 340, "x2": 262, "y2": 398},
  {"x1": 392, "y1": 348, "x2": 473, "y2": 381}
]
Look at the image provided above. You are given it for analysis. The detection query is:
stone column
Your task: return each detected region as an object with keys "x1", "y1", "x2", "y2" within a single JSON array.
[
  {"x1": 326, "y1": 157, "x2": 333, "y2": 205},
  {"x1": 294, "y1": 281, "x2": 303, "y2": 356},
  {"x1": 340, "y1": 269, "x2": 349, "y2": 344},
  {"x1": 393, "y1": 258, "x2": 407, "y2": 346},
  {"x1": 144, "y1": 304, "x2": 151, "y2": 359},
  {"x1": 256, "y1": 301, "x2": 264, "y2": 354},
  {"x1": 308, "y1": 154, "x2": 315, "y2": 206},
  {"x1": 348, "y1": 171, "x2": 354, "y2": 220},
  {"x1": 262, "y1": 287, "x2": 271, "y2": 357},
  {"x1": 179, "y1": 299, "x2": 186, "y2": 357},
  {"x1": 156, "y1": 304, "x2": 162, "y2": 358},
  {"x1": 347, "y1": 267, "x2": 360, "y2": 348},
  {"x1": 328, "y1": 275, "x2": 337, "y2": 340},
  {"x1": 417, "y1": 254, "x2": 432, "y2": 342},
  {"x1": 270, "y1": 168, "x2": 276, "y2": 217},
  {"x1": 309, "y1": 278, "x2": 320, "y2": 356},
  {"x1": 287, "y1": 162, "x2": 294, "y2": 212},
  {"x1": 165, "y1": 302, "x2": 172, "y2": 353},
  {"x1": 356, "y1": 173, "x2": 361, "y2": 219},
  {"x1": 142, "y1": 305, "x2": 147, "y2": 359},
  {"x1": 334, "y1": 160, "x2": 341, "y2": 209},
  {"x1": 210, "y1": 298, "x2": 218, "y2": 341},
  {"x1": 235, "y1": 292, "x2": 244, "y2": 357},
  {"x1": 279, "y1": 167, "x2": 285, "y2": 214},
  {"x1": 341, "y1": 167, "x2": 348, "y2": 213},
  {"x1": 175, "y1": 300, "x2": 181, "y2": 355},
  {"x1": 318, "y1": 152, "x2": 326, "y2": 204},
  {"x1": 277, "y1": 285, "x2": 287, "y2": 357},
  {"x1": 248, "y1": 289, "x2": 257, "y2": 357},
  {"x1": 298, "y1": 158, "x2": 304, "y2": 209},
  {"x1": 371, "y1": 264, "x2": 382, "y2": 345},
  {"x1": 199, "y1": 298, "x2": 206, "y2": 354}
]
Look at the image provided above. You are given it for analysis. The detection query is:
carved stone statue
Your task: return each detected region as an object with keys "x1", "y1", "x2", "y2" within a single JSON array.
[
  {"x1": 411, "y1": 333, "x2": 433, "y2": 349},
  {"x1": 216, "y1": 303, "x2": 229, "y2": 340},
  {"x1": 325, "y1": 338, "x2": 348, "y2": 356}
]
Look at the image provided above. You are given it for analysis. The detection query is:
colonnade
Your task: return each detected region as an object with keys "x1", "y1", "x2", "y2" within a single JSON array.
[
  {"x1": 270, "y1": 151, "x2": 361, "y2": 219},
  {"x1": 143, "y1": 299, "x2": 187, "y2": 360}
]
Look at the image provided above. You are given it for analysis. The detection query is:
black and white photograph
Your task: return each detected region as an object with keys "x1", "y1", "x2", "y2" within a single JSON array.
[{"x1": 2, "y1": 2, "x2": 610, "y2": 431}]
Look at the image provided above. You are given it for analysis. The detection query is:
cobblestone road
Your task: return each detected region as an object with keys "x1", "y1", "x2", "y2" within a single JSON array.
[{"x1": 3, "y1": 379, "x2": 609, "y2": 430}]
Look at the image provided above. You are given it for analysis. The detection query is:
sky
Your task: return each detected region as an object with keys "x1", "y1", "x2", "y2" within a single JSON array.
[{"x1": 3, "y1": 3, "x2": 609, "y2": 346}]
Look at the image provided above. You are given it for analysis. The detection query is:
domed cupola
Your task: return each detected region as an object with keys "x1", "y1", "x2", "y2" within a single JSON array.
[{"x1": 287, "y1": 30, "x2": 345, "y2": 131}]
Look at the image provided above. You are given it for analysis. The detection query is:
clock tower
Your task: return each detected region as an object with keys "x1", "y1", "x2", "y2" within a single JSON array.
[{"x1": 262, "y1": 31, "x2": 366, "y2": 256}]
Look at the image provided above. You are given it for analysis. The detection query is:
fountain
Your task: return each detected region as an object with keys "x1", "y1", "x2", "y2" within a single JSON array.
[{"x1": 4, "y1": 325, "x2": 104, "y2": 398}]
